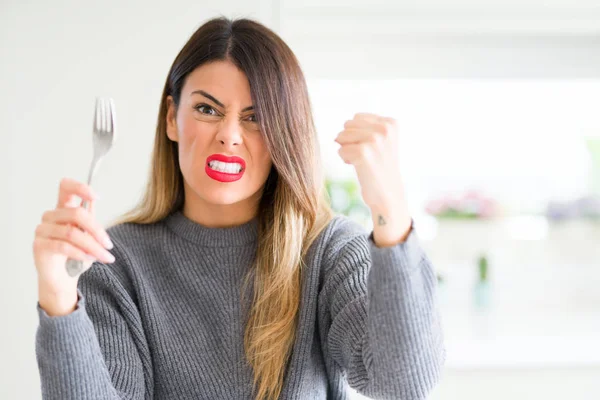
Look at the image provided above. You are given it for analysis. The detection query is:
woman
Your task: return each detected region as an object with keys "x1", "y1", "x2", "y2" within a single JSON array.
[{"x1": 33, "y1": 17, "x2": 444, "y2": 400}]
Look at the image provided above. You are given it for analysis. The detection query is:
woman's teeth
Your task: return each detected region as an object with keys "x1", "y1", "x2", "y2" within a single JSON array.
[{"x1": 208, "y1": 160, "x2": 243, "y2": 174}]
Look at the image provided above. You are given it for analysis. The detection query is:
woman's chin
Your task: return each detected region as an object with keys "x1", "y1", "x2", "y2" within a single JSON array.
[{"x1": 199, "y1": 187, "x2": 248, "y2": 206}]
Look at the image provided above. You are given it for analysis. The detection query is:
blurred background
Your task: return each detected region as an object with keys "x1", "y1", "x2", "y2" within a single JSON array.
[{"x1": 1, "y1": 0, "x2": 599, "y2": 399}]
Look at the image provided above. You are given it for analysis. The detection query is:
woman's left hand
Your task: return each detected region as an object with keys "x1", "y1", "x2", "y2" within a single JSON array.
[{"x1": 335, "y1": 113, "x2": 412, "y2": 246}]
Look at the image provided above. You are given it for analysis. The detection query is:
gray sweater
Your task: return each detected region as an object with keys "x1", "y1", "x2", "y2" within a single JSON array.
[{"x1": 35, "y1": 211, "x2": 445, "y2": 399}]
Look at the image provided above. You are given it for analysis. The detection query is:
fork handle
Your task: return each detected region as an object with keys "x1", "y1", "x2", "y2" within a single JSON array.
[{"x1": 65, "y1": 156, "x2": 101, "y2": 277}]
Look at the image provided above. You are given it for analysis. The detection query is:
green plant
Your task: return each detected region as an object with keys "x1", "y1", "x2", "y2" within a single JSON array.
[{"x1": 477, "y1": 255, "x2": 489, "y2": 282}]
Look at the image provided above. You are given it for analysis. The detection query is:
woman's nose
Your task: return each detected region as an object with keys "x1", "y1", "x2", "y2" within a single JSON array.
[{"x1": 216, "y1": 118, "x2": 243, "y2": 147}]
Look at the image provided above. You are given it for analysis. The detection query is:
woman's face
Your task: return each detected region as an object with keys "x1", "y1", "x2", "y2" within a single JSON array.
[{"x1": 166, "y1": 60, "x2": 272, "y2": 211}]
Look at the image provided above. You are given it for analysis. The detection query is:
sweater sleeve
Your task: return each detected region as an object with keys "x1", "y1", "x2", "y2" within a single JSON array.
[
  {"x1": 318, "y1": 219, "x2": 445, "y2": 400},
  {"x1": 35, "y1": 261, "x2": 153, "y2": 400}
]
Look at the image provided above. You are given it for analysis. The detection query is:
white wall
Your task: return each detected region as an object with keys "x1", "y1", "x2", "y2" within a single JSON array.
[{"x1": 2, "y1": 1, "x2": 599, "y2": 399}]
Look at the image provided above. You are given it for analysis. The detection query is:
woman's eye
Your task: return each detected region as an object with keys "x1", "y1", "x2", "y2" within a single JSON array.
[
  {"x1": 246, "y1": 114, "x2": 258, "y2": 123},
  {"x1": 195, "y1": 104, "x2": 217, "y2": 116}
]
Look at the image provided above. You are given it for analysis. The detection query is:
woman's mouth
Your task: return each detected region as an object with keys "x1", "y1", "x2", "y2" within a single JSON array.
[
  {"x1": 205, "y1": 154, "x2": 246, "y2": 182},
  {"x1": 207, "y1": 160, "x2": 243, "y2": 173}
]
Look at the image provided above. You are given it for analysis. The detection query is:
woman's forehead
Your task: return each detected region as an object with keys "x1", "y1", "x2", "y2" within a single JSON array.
[{"x1": 185, "y1": 62, "x2": 251, "y2": 96}]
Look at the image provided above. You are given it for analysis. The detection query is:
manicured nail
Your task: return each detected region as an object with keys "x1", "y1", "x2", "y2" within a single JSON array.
[
  {"x1": 104, "y1": 252, "x2": 116, "y2": 263},
  {"x1": 104, "y1": 236, "x2": 114, "y2": 249}
]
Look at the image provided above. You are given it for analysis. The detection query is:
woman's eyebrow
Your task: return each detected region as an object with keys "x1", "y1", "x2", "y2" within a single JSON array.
[{"x1": 190, "y1": 90, "x2": 254, "y2": 112}]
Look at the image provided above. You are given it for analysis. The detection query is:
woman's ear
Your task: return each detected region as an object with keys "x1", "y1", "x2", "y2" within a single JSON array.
[{"x1": 166, "y1": 96, "x2": 178, "y2": 142}]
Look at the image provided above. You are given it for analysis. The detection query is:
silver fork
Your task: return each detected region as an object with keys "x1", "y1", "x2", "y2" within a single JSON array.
[{"x1": 65, "y1": 97, "x2": 117, "y2": 277}]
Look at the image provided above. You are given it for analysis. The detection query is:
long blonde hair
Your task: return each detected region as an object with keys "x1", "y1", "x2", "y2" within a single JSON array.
[{"x1": 111, "y1": 17, "x2": 334, "y2": 400}]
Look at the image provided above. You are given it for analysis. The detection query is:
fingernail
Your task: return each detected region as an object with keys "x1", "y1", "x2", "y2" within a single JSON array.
[
  {"x1": 104, "y1": 236, "x2": 114, "y2": 249},
  {"x1": 104, "y1": 252, "x2": 115, "y2": 263}
]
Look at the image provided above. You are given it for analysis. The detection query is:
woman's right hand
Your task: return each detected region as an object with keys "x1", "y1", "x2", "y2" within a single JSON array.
[{"x1": 33, "y1": 178, "x2": 115, "y2": 316}]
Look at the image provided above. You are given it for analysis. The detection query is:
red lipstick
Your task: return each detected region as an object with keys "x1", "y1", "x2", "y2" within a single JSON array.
[{"x1": 205, "y1": 154, "x2": 246, "y2": 183}]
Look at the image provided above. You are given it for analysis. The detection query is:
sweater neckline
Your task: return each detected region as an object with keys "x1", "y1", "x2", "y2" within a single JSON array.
[{"x1": 164, "y1": 210, "x2": 258, "y2": 247}]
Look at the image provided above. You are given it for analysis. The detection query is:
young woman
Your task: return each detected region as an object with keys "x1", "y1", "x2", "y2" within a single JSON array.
[{"x1": 33, "y1": 17, "x2": 445, "y2": 400}]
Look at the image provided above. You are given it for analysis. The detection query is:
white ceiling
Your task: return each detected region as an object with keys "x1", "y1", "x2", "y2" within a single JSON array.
[{"x1": 272, "y1": 0, "x2": 600, "y2": 78}]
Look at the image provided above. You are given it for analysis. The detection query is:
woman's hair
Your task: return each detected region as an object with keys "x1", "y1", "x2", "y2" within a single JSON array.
[{"x1": 111, "y1": 17, "x2": 334, "y2": 400}]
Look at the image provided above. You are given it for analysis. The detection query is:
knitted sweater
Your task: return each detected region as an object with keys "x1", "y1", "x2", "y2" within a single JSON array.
[{"x1": 35, "y1": 210, "x2": 445, "y2": 399}]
